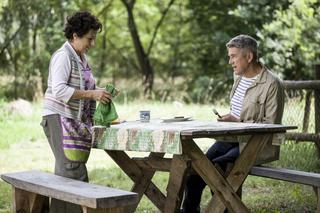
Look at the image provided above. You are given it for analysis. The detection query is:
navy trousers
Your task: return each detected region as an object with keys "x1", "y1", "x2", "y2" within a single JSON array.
[{"x1": 181, "y1": 141, "x2": 239, "y2": 213}]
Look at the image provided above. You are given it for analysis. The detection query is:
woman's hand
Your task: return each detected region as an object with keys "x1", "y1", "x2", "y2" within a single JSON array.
[
  {"x1": 91, "y1": 89, "x2": 112, "y2": 104},
  {"x1": 71, "y1": 89, "x2": 112, "y2": 104},
  {"x1": 217, "y1": 113, "x2": 240, "y2": 122}
]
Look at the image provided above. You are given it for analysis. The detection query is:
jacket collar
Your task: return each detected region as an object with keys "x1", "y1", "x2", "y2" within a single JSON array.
[
  {"x1": 230, "y1": 62, "x2": 269, "y2": 98},
  {"x1": 255, "y1": 63, "x2": 268, "y2": 84}
]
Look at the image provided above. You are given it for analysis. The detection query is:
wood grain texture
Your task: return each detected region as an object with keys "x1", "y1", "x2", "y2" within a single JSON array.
[
  {"x1": 82, "y1": 206, "x2": 124, "y2": 213},
  {"x1": 133, "y1": 157, "x2": 171, "y2": 172},
  {"x1": 13, "y1": 187, "x2": 49, "y2": 213},
  {"x1": 106, "y1": 150, "x2": 166, "y2": 211},
  {"x1": 182, "y1": 138, "x2": 249, "y2": 213},
  {"x1": 1, "y1": 171, "x2": 138, "y2": 209},
  {"x1": 250, "y1": 166, "x2": 320, "y2": 187},
  {"x1": 129, "y1": 152, "x2": 164, "y2": 211},
  {"x1": 164, "y1": 154, "x2": 190, "y2": 213},
  {"x1": 205, "y1": 134, "x2": 271, "y2": 213}
]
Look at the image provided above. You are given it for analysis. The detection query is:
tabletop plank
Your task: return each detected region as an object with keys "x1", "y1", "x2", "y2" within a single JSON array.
[{"x1": 92, "y1": 120, "x2": 296, "y2": 154}]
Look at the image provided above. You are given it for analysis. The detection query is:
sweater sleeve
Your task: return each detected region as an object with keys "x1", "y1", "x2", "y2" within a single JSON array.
[{"x1": 50, "y1": 51, "x2": 75, "y2": 103}]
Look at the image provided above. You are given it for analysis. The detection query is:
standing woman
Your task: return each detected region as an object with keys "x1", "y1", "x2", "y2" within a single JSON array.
[{"x1": 41, "y1": 11, "x2": 111, "y2": 212}]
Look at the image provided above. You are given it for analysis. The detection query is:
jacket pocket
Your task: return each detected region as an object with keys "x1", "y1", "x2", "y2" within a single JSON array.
[{"x1": 243, "y1": 96, "x2": 265, "y2": 122}]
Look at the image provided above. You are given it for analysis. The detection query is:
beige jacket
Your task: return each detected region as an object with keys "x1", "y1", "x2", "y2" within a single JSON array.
[
  {"x1": 228, "y1": 64, "x2": 284, "y2": 164},
  {"x1": 230, "y1": 65, "x2": 284, "y2": 125}
]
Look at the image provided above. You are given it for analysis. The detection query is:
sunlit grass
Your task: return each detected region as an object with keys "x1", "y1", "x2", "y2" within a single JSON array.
[{"x1": 0, "y1": 101, "x2": 44, "y2": 149}]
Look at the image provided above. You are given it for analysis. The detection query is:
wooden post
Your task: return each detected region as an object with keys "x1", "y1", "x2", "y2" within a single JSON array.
[
  {"x1": 314, "y1": 64, "x2": 320, "y2": 155},
  {"x1": 302, "y1": 91, "x2": 311, "y2": 133}
]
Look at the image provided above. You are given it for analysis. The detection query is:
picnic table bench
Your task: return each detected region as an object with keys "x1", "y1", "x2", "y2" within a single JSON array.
[
  {"x1": 250, "y1": 166, "x2": 320, "y2": 211},
  {"x1": 1, "y1": 171, "x2": 138, "y2": 213}
]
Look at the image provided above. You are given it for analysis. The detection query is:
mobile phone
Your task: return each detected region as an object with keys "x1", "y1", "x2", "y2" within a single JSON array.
[{"x1": 212, "y1": 109, "x2": 222, "y2": 118}]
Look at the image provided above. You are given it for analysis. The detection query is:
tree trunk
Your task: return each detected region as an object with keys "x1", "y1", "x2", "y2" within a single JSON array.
[
  {"x1": 97, "y1": 17, "x2": 107, "y2": 85},
  {"x1": 121, "y1": 0, "x2": 154, "y2": 97}
]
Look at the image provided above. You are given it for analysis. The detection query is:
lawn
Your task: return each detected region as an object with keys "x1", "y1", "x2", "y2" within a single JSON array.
[{"x1": 0, "y1": 100, "x2": 319, "y2": 212}]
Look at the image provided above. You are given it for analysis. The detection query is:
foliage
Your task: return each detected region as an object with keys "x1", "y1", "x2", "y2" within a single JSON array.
[
  {"x1": 0, "y1": 0, "x2": 319, "y2": 102},
  {"x1": 258, "y1": 0, "x2": 320, "y2": 80},
  {"x1": 271, "y1": 141, "x2": 320, "y2": 172}
]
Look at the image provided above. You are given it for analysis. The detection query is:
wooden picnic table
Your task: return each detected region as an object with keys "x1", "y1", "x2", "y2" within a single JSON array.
[{"x1": 92, "y1": 119, "x2": 296, "y2": 213}]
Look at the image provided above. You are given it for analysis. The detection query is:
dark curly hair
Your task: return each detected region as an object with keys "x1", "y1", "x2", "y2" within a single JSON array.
[{"x1": 64, "y1": 11, "x2": 102, "y2": 40}]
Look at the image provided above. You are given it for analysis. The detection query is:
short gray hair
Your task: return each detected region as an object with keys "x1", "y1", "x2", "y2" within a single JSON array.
[{"x1": 226, "y1": 34, "x2": 259, "y2": 62}]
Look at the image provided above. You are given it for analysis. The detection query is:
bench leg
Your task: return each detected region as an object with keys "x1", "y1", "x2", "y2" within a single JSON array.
[
  {"x1": 82, "y1": 206, "x2": 124, "y2": 213},
  {"x1": 13, "y1": 187, "x2": 49, "y2": 213}
]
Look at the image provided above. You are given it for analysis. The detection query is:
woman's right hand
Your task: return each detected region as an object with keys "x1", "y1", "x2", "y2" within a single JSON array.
[
  {"x1": 91, "y1": 89, "x2": 112, "y2": 104},
  {"x1": 71, "y1": 89, "x2": 112, "y2": 104}
]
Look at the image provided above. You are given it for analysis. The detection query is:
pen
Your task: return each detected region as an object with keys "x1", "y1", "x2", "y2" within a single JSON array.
[{"x1": 212, "y1": 109, "x2": 222, "y2": 118}]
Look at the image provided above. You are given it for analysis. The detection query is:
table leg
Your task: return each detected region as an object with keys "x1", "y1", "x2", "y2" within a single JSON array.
[
  {"x1": 205, "y1": 134, "x2": 271, "y2": 213},
  {"x1": 164, "y1": 154, "x2": 190, "y2": 213},
  {"x1": 130, "y1": 153, "x2": 164, "y2": 206},
  {"x1": 181, "y1": 138, "x2": 249, "y2": 213},
  {"x1": 105, "y1": 150, "x2": 166, "y2": 211}
]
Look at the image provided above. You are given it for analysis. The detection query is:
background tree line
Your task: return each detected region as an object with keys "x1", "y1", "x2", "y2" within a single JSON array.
[{"x1": 0, "y1": 0, "x2": 319, "y2": 104}]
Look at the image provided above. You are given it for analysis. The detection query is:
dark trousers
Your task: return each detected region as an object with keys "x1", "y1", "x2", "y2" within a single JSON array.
[
  {"x1": 41, "y1": 114, "x2": 88, "y2": 213},
  {"x1": 181, "y1": 141, "x2": 239, "y2": 213}
]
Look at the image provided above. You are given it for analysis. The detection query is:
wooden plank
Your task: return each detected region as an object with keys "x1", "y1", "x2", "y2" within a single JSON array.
[
  {"x1": 283, "y1": 80, "x2": 320, "y2": 90},
  {"x1": 106, "y1": 150, "x2": 166, "y2": 211},
  {"x1": 285, "y1": 133, "x2": 320, "y2": 142},
  {"x1": 164, "y1": 154, "x2": 190, "y2": 213},
  {"x1": 302, "y1": 90, "x2": 311, "y2": 133},
  {"x1": 250, "y1": 166, "x2": 320, "y2": 187},
  {"x1": 182, "y1": 138, "x2": 249, "y2": 213},
  {"x1": 133, "y1": 157, "x2": 171, "y2": 172},
  {"x1": 206, "y1": 134, "x2": 271, "y2": 213},
  {"x1": 82, "y1": 206, "x2": 124, "y2": 213},
  {"x1": 1, "y1": 171, "x2": 138, "y2": 209},
  {"x1": 129, "y1": 153, "x2": 164, "y2": 211},
  {"x1": 13, "y1": 187, "x2": 49, "y2": 213},
  {"x1": 181, "y1": 124, "x2": 294, "y2": 138}
]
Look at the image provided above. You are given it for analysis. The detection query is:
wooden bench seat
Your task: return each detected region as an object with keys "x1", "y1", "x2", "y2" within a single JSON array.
[
  {"x1": 250, "y1": 166, "x2": 320, "y2": 211},
  {"x1": 1, "y1": 171, "x2": 138, "y2": 213}
]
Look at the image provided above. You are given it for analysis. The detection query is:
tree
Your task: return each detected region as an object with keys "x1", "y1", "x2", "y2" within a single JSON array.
[
  {"x1": 257, "y1": 0, "x2": 320, "y2": 80},
  {"x1": 120, "y1": 0, "x2": 175, "y2": 97}
]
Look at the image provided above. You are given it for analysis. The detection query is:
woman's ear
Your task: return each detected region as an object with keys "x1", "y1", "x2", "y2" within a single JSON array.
[{"x1": 72, "y1": 33, "x2": 78, "y2": 40}]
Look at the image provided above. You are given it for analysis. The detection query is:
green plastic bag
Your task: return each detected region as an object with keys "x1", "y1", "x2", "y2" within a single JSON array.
[{"x1": 93, "y1": 84, "x2": 119, "y2": 126}]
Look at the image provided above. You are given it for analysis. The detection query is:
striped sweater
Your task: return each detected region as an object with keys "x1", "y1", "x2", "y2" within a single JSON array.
[{"x1": 43, "y1": 43, "x2": 95, "y2": 121}]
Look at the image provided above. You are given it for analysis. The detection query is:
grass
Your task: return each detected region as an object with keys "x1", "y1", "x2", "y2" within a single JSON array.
[
  {"x1": 0, "y1": 100, "x2": 44, "y2": 149},
  {"x1": 0, "y1": 99, "x2": 319, "y2": 212}
]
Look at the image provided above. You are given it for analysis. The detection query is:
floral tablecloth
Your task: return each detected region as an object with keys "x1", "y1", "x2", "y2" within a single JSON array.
[{"x1": 92, "y1": 119, "x2": 291, "y2": 154}]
